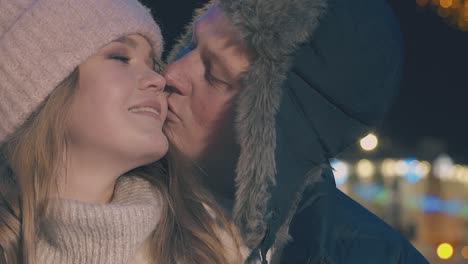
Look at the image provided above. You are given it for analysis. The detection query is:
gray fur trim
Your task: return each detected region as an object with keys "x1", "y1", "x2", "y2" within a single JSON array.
[
  {"x1": 232, "y1": 55, "x2": 284, "y2": 247},
  {"x1": 221, "y1": 0, "x2": 328, "y2": 248},
  {"x1": 167, "y1": 0, "x2": 328, "y2": 251}
]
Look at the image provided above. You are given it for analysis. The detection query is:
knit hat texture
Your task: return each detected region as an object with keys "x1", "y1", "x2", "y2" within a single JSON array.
[{"x1": 0, "y1": 0, "x2": 163, "y2": 144}]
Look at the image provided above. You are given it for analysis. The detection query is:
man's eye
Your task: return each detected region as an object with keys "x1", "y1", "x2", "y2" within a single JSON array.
[
  {"x1": 205, "y1": 71, "x2": 225, "y2": 87},
  {"x1": 204, "y1": 70, "x2": 216, "y2": 85},
  {"x1": 110, "y1": 55, "x2": 130, "y2": 63}
]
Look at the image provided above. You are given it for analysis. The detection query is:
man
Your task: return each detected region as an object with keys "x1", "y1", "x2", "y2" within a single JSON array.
[{"x1": 163, "y1": 0, "x2": 429, "y2": 263}]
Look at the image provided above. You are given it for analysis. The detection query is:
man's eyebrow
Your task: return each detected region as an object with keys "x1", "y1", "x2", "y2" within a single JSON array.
[{"x1": 113, "y1": 36, "x2": 156, "y2": 68}]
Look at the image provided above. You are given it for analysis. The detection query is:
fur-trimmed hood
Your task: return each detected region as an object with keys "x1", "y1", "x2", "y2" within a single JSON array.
[{"x1": 168, "y1": 0, "x2": 402, "y2": 261}]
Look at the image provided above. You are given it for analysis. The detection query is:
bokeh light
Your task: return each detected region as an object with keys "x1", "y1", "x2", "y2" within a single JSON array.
[
  {"x1": 331, "y1": 159, "x2": 350, "y2": 186},
  {"x1": 433, "y1": 154, "x2": 454, "y2": 180},
  {"x1": 360, "y1": 134, "x2": 378, "y2": 151},
  {"x1": 395, "y1": 160, "x2": 409, "y2": 176},
  {"x1": 440, "y1": 0, "x2": 453, "y2": 8},
  {"x1": 356, "y1": 159, "x2": 375, "y2": 180},
  {"x1": 437, "y1": 243, "x2": 454, "y2": 260},
  {"x1": 381, "y1": 159, "x2": 397, "y2": 177},
  {"x1": 417, "y1": 0, "x2": 468, "y2": 30},
  {"x1": 416, "y1": 161, "x2": 431, "y2": 177},
  {"x1": 461, "y1": 245, "x2": 468, "y2": 259}
]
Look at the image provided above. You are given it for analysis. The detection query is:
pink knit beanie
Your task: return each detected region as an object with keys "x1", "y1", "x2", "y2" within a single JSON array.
[{"x1": 0, "y1": 0, "x2": 163, "y2": 144}]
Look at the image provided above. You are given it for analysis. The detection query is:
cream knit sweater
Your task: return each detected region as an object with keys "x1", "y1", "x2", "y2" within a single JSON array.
[
  {"x1": 35, "y1": 176, "x2": 255, "y2": 264},
  {"x1": 36, "y1": 176, "x2": 160, "y2": 264}
]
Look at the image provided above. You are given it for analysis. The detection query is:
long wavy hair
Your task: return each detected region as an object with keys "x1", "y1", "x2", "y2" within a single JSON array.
[{"x1": 0, "y1": 68, "x2": 243, "y2": 264}]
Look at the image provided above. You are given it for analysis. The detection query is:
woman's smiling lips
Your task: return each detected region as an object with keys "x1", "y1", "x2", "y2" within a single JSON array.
[{"x1": 128, "y1": 100, "x2": 163, "y2": 122}]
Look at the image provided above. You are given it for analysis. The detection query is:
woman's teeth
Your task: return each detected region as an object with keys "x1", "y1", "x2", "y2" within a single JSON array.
[{"x1": 128, "y1": 107, "x2": 160, "y2": 115}]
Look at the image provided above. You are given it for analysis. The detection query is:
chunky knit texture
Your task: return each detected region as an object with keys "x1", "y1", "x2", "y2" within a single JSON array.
[
  {"x1": 0, "y1": 0, "x2": 163, "y2": 144},
  {"x1": 37, "y1": 176, "x2": 161, "y2": 264}
]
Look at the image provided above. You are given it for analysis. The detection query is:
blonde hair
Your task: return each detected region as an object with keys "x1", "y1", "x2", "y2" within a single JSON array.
[
  {"x1": 0, "y1": 69, "x2": 79, "y2": 264},
  {"x1": 142, "y1": 153, "x2": 245, "y2": 264},
  {"x1": 0, "y1": 69, "x2": 244, "y2": 264}
]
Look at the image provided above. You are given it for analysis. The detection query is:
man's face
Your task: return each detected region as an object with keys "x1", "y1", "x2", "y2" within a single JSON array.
[{"x1": 163, "y1": 5, "x2": 250, "y2": 161}]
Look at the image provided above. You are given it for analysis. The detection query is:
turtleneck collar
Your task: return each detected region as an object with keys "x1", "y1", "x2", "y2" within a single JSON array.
[{"x1": 37, "y1": 176, "x2": 161, "y2": 264}]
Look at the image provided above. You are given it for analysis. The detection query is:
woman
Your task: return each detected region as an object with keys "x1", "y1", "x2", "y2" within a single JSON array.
[{"x1": 0, "y1": 0, "x2": 244, "y2": 263}]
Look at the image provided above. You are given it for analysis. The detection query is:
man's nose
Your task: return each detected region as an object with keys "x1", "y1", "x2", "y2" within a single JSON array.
[{"x1": 163, "y1": 58, "x2": 192, "y2": 96}]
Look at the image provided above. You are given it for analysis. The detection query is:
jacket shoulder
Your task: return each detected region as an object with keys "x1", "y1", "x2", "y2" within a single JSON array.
[{"x1": 280, "y1": 186, "x2": 428, "y2": 264}]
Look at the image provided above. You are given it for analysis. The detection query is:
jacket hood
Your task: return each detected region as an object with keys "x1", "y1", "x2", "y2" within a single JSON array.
[{"x1": 168, "y1": 0, "x2": 403, "y2": 256}]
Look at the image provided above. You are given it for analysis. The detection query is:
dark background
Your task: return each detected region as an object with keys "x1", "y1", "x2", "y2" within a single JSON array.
[{"x1": 144, "y1": 0, "x2": 468, "y2": 162}]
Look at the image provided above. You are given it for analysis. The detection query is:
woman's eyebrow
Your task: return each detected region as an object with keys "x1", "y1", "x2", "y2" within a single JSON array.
[{"x1": 113, "y1": 36, "x2": 156, "y2": 67}]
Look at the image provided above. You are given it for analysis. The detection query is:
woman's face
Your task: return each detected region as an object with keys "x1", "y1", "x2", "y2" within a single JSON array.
[{"x1": 67, "y1": 34, "x2": 168, "y2": 169}]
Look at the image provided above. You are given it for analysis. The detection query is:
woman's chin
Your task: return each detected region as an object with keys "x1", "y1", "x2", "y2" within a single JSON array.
[{"x1": 139, "y1": 138, "x2": 169, "y2": 164}]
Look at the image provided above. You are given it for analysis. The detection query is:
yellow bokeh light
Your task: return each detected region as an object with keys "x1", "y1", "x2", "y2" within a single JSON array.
[
  {"x1": 440, "y1": 0, "x2": 453, "y2": 8},
  {"x1": 454, "y1": 165, "x2": 465, "y2": 181},
  {"x1": 356, "y1": 159, "x2": 375, "y2": 180},
  {"x1": 381, "y1": 159, "x2": 396, "y2": 177},
  {"x1": 359, "y1": 133, "x2": 378, "y2": 151},
  {"x1": 437, "y1": 243, "x2": 454, "y2": 260},
  {"x1": 417, "y1": 161, "x2": 431, "y2": 177}
]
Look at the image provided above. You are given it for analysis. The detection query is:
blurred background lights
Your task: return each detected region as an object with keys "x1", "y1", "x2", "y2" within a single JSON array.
[
  {"x1": 404, "y1": 159, "x2": 424, "y2": 184},
  {"x1": 360, "y1": 133, "x2": 379, "y2": 151},
  {"x1": 454, "y1": 165, "x2": 465, "y2": 181},
  {"x1": 462, "y1": 169, "x2": 468, "y2": 184},
  {"x1": 462, "y1": 245, "x2": 468, "y2": 259},
  {"x1": 436, "y1": 243, "x2": 454, "y2": 260},
  {"x1": 381, "y1": 159, "x2": 397, "y2": 177},
  {"x1": 444, "y1": 199, "x2": 464, "y2": 216},
  {"x1": 440, "y1": 0, "x2": 453, "y2": 8},
  {"x1": 422, "y1": 195, "x2": 443, "y2": 213},
  {"x1": 395, "y1": 160, "x2": 410, "y2": 176},
  {"x1": 417, "y1": 0, "x2": 468, "y2": 31},
  {"x1": 331, "y1": 159, "x2": 350, "y2": 186},
  {"x1": 356, "y1": 159, "x2": 375, "y2": 180},
  {"x1": 415, "y1": 161, "x2": 431, "y2": 178},
  {"x1": 433, "y1": 154, "x2": 454, "y2": 180}
]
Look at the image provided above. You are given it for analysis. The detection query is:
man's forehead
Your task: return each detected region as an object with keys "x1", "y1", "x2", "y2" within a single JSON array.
[{"x1": 194, "y1": 5, "x2": 236, "y2": 40}]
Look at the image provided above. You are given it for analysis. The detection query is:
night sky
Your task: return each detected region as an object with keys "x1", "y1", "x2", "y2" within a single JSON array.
[{"x1": 144, "y1": 0, "x2": 468, "y2": 162}]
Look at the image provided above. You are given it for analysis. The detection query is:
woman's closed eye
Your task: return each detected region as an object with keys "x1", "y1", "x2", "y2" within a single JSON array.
[{"x1": 110, "y1": 54, "x2": 130, "y2": 64}]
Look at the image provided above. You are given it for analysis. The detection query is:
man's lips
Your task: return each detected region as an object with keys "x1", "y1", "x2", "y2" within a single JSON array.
[{"x1": 167, "y1": 104, "x2": 180, "y2": 121}]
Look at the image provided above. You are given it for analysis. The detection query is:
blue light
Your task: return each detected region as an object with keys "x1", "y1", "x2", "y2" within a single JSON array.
[
  {"x1": 331, "y1": 159, "x2": 349, "y2": 186},
  {"x1": 422, "y1": 195, "x2": 443, "y2": 213},
  {"x1": 444, "y1": 200, "x2": 464, "y2": 216},
  {"x1": 404, "y1": 158, "x2": 423, "y2": 184}
]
